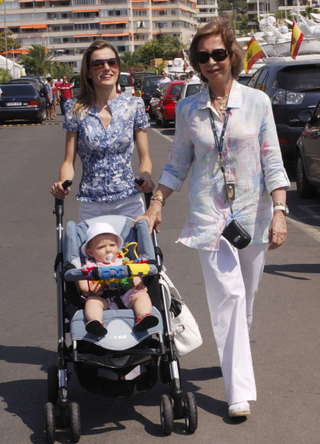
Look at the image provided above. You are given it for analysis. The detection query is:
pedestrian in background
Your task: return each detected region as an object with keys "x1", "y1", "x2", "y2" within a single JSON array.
[
  {"x1": 59, "y1": 75, "x2": 73, "y2": 115},
  {"x1": 51, "y1": 79, "x2": 58, "y2": 117},
  {"x1": 134, "y1": 16, "x2": 290, "y2": 418},
  {"x1": 45, "y1": 76, "x2": 53, "y2": 120}
]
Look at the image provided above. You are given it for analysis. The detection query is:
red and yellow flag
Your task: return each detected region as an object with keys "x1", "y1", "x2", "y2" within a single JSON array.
[
  {"x1": 244, "y1": 36, "x2": 265, "y2": 74},
  {"x1": 291, "y1": 21, "x2": 304, "y2": 60}
]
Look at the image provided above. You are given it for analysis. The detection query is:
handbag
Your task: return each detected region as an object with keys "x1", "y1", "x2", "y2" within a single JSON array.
[
  {"x1": 159, "y1": 271, "x2": 203, "y2": 357},
  {"x1": 210, "y1": 109, "x2": 251, "y2": 250}
]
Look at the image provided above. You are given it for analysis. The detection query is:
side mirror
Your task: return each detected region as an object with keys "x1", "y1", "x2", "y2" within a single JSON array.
[
  {"x1": 299, "y1": 110, "x2": 313, "y2": 123},
  {"x1": 172, "y1": 95, "x2": 178, "y2": 102}
]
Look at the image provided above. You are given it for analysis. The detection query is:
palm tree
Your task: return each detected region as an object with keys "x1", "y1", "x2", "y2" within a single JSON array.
[
  {"x1": 0, "y1": 68, "x2": 12, "y2": 84},
  {"x1": 163, "y1": 36, "x2": 188, "y2": 58},
  {"x1": 119, "y1": 50, "x2": 144, "y2": 71},
  {"x1": 18, "y1": 44, "x2": 54, "y2": 77},
  {"x1": 301, "y1": 6, "x2": 318, "y2": 19}
]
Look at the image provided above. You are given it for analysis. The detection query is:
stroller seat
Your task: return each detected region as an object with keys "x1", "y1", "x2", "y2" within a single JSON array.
[{"x1": 70, "y1": 306, "x2": 163, "y2": 351}]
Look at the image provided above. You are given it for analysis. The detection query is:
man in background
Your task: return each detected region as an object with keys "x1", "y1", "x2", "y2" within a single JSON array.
[{"x1": 59, "y1": 75, "x2": 73, "y2": 115}]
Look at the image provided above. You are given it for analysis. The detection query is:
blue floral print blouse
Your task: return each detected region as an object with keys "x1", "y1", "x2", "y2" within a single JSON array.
[
  {"x1": 63, "y1": 95, "x2": 149, "y2": 202},
  {"x1": 159, "y1": 80, "x2": 290, "y2": 251}
]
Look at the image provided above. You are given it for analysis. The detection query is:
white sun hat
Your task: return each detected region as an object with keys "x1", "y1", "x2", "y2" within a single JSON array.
[{"x1": 81, "y1": 222, "x2": 123, "y2": 257}]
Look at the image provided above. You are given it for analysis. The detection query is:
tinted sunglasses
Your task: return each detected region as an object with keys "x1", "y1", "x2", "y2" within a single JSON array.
[
  {"x1": 195, "y1": 49, "x2": 229, "y2": 64},
  {"x1": 90, "y1": 58, "x2": 118, "y2": 69}
]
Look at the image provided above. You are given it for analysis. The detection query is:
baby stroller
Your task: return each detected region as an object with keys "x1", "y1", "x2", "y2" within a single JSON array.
[{"x1": 45, "y1": 181, "x2": 198, "y2": 443}]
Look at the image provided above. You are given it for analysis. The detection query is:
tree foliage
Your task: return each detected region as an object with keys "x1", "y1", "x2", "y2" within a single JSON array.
[
  {"x1": 301, "y1": 6, "x2": 318, "y2": 19},
  {"x1": 0, "y1": 68, "x2": 12, "y2": 84},
  {"x1": 163, "y1": 35, "x2": 188, "y2": 58},
  {"x1": 119, "y1": 50, "x2": 145, "y2": 71},
  {"x1": 18, "y1": 44, "x2": 54, "y2": 77},
  {"x1": 51, "y1": 61, "x2": 75, "y2": 80},
  {"x1": 0, "y1": 30, "x2": 21, "y2": 54}
]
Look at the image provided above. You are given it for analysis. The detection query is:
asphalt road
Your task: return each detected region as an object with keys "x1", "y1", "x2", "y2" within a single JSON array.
[{"x1": 1, "y1": 114, "x2": 320, "y2": 444}]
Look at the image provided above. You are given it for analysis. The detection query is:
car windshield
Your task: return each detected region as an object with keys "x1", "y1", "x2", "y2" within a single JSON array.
[
  {"x1": 120, "y1": 75, "x2": 131, "y2": 86},
  {"x1": 145, "y1": 77, "x2": 161, "y2": 88},
  {"x1": 186, "y1": 84, "x2": 201, "y2": 97},
  {"x1": 0, "y1": 85, "x2": 35, "y2": 96},
  {"x1": 276, "y1": 65, "x2": 320, "y2": 92}
]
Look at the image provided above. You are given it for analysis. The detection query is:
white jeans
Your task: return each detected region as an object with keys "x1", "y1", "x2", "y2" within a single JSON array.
[
  {"x1": 78, "y1": 194, "x2": 145, "y2": 222},
  {"x1": 198, "y1": 238, "x2": 268, "y2": 405}
]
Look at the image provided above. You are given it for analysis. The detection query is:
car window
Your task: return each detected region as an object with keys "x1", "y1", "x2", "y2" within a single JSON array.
[
  {"x1": 0, "y1": 85, "x2": 36, "y2": 95},
  {"x1": 255, "y1": 69, "x2": 269, "y2": 92},
  {"x1": 186, "y1": 84, "x2": 201, "y2": 97},
  {"x1": 277, "y1": 65, "x2": 320, "y2": 92},
  {"x1": 120, "y1": 74, "x2": 131, "y2": 86},
  {"x1": 144, "y1": 77, "x2": 161, "y2": 88},
  {"x1": 314, "y1": 101, "x2": 320, "y2": 120},
  {"x1": 247, "y1": 71, "x2": 261, "y2": 88},
  {"x1": 74, "y1": 76, "x2": 80, "y2": 88},
  {"x1": 170, "y1": 84, "x2": 183, "y2": 96},
  {"x1": 162, "y1": 83, "x2": 170, "y2": 95}
]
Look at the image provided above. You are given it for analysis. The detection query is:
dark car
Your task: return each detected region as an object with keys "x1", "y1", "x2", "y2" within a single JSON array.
[
  {"x1": 8, "y1": 77, "x2": 42, "y2": 91},
  {"x1": 137, "y1": 75, "x2": 162, "y2": 108},
  {"x1": 294, "y1": 101, "x2": 320, "y2": 198},
  {"x1": 237, "y1": 73, "x2": 252, "y2": 85},
  {"x1": 0, "y1": 83, "x2": 47, "y2": 124},
  {"x1": 149, "y1": 83, "x2": 167, "y2": 121},
  {"x1": 155, "y1": 81, "x2": 184, "y2": 128},
  {"x1": 247, "y1": 62, "x2": 320, "y2": 158}
]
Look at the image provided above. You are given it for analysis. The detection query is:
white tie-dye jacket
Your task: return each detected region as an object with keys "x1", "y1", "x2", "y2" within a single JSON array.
[{"x1": 159, "y1": 80, "x2": 290, "y2": 251}]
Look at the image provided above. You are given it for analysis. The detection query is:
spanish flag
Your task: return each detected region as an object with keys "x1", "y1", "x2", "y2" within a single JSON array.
[
  {"x1": 291, "y1": 21, "x2": 304, "y2": 60},
  {"x1": 244, "y1": 36, "x2": 265, "y2": 74}
]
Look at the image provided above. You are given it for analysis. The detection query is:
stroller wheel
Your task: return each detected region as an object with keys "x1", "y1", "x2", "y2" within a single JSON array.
[
  {"x1": 44, "y1": 402, "x2": 56, "y2": 443},
  {"x1": 47, "y1": 365, "x2": 59, "y2": 404},
  {"x1": 69, "y1": 402, "x2": 81, "y2": 443},
  {"x1": 160, "y1": 394, "x2": 174, "y2": 435},
  {"x1": 184, "y1": 392, "x2": 198, "y2": 434}
]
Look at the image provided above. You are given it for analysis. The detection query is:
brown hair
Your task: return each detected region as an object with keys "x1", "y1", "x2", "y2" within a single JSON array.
[
  {"x1": 189, "y1": 16, "x2": 245, "y2": 82},
  {"x1": 72, "y1": 40, "x2": 121, "y2": 116}
]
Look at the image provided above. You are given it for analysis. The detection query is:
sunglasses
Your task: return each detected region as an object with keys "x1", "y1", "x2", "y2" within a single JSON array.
[
  {"x1": 195, "y1": 49, "x2": 229, "y2": 64},
  {"x1": 90, "y1": 58, "x2": 118, "y2": 69}
]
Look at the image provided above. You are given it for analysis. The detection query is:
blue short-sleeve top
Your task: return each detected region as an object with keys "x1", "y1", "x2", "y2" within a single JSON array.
[{"x1": 63, "y1": 94, "x2": 149, "y2": 202}]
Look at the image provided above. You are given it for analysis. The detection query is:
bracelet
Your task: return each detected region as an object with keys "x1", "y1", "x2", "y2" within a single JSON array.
[
  {"x1": 273, "y1": 201, "x2": 286, "y2": 207},
  {"x1": 274, "y1": 205, "x2": 289, "y2": 215},
  {"x1": 150, "y1": 195, "x2": 165, "y2": 206}
]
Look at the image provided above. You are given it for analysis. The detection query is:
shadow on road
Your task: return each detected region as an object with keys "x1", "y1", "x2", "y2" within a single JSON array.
[{"x1": 264, "y1": 263, "x2": 320, "y2": 279}]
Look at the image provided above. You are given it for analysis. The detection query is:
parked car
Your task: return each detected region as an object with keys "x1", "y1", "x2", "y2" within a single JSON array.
[
  {"x1": 132, "y1": 71, "x2": 155, "y2": 90},
  {"x1": 247, "y1": 61, "x2": 320, "y2": 158},
  {"x1": 237, "y1": 73, "x2": 252, "y2": 85},
  {"x1": 136, "y1": 75, "x2": 161, "y2": 108},
  {"x1": 70, "y1": 74, "x2": 80, "y2": 97},
  {"x1": 149, "y1": 83, "x2": 167, "y2": 120},
  {"x1": 155, "y1": 81, "x2": 184, "y2": 128},
  {"x1": 119, "y1": 72, "x2": 134, "y2": 97},
  {"x1": 177, "y1": 82, "x2": 202, "y2": 102},
  {"x1": 294, "y1": 101, "x2": 320, "y2": 198},
  {"x1": 20, "y1": 75, "x2": 44, "y2": 85},
  {"x1": 0, "y1": 83, "x2": 47, "y2": 124},
  {"x1": 8, "y1": 77, "x2": 42, "y2": 91}
]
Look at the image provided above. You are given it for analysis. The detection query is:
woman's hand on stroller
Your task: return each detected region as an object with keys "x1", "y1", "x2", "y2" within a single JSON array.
[
  {"x1": 133, "y1": 201, "x2": 162, "y2": 234},
  {"x1": 134, "y1": 175, "x2": 154, "y2": 194},
  {"x1": 51, "y1": 180, "x2": 72, "y2": 199}
]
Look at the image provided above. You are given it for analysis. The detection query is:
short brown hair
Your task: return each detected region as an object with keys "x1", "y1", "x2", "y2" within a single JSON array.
[
  {"x1": 73, "y1": 40, "x2": 121, "y2": 115},
  {"x1": 189, "y1": 16, "x2": 245, "y2": 82}
]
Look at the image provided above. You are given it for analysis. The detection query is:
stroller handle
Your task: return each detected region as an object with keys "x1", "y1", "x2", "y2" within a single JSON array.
[
  {"x1": 135, "y1": 177, "x2": 152, "y2": 208},
  {"x1": 64, "y1": 263, "x2": 158, "y2": 282}
]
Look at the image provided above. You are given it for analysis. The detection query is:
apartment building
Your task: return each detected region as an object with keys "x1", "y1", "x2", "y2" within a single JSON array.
[
  {"x1": 0, "y1": 0, "x2": 197, "y2": 71},
  {"x1": 197, "y1": 0, "x2": 218, "y2": 28},
  {"x1": 247, "y1": 0, "x2": 312, "y2": 25}
]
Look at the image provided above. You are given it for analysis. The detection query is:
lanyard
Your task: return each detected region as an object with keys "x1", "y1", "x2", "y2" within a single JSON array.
[
  {"x1": 209, "y1": 108, "x2": 234, "y2": 214},
  {"x1": 209, "y1": 108, "x2": 231, "y2": 168}
]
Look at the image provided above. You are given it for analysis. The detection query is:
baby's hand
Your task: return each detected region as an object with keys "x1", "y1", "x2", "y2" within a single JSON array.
[
  {"x1": 133, "y1": 277, "x2": 147, "y2": 291},
  {"x1": 88, "y1": 281, "x2": 103, "y2": 295}
]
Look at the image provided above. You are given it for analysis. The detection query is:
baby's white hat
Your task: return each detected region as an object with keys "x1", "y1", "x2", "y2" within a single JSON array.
[{"x1": 81, "y1": 222, "x2": 123, "y2": 257}]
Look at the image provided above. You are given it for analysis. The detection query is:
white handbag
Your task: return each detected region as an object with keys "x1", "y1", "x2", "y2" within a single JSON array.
[{"x1": 160, "y1": 271, "x2": 203, "y2": 357}]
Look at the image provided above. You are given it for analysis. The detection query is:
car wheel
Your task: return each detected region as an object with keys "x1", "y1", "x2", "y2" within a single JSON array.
[
  {"x1": 162, "y1": 113, "x2": 169, "y2": 128},
  {"x1": 296, "y1": 151, "x2": 317, "y2": 198}
]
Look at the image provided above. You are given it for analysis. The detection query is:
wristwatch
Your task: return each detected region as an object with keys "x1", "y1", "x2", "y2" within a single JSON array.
[{"x1": 273, "y1": 204, "x2": 289, "y2": 216}]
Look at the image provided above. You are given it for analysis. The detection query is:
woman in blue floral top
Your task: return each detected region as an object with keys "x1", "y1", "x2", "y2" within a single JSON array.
[
  {"x1": 50, "y1": 41, "x2": 154, "y2": 221},
  {"x1": 134, "y1": 17, "x2": 290, "y2": 418}
]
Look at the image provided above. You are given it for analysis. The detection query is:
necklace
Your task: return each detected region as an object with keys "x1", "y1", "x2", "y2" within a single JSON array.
[{"x1": 210, "y1": 93, "x2": 229, "y2": 119}]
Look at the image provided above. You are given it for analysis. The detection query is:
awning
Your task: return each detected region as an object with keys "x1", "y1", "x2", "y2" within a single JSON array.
[
  {"x1": 193, "y1": 2, "x2": 196, "y2": 7},
  {"x1": 74, "y1": 34, "x2": 100, "y2": 37},
  {"x1": 72, "y1": 9, "x2": 99, "y2": 13},
  {"x1": 152, "y1": 8, "x2": 165, "y2": 10},
  {"x1": 132, "y1": 0, "x2": 148, "y2": 2},
  {"x1": 101, "y1": 33, "x2": 130, "y2": 37},
  {"x1": 20, "y1": 24, "x2": 47, "y2": 29},
  {"x1": 100, "y1": 20, "x2": 128, "y2": 25},
  {"x1": 2, "y1": 49, "x2": 29, "y2": 54},
  {"x1": 180, "y1": 8, "x2": 189, "y2": 12}
]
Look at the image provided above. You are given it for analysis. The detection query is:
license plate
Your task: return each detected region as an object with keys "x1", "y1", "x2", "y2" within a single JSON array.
[{"x1": 6, "y1": 102, "x2": 22, "y2": 106}]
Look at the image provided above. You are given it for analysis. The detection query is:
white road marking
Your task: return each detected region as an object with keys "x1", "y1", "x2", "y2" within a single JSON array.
[{"x1": 150, "y1": 127, "x2": 174, "y2": 144}]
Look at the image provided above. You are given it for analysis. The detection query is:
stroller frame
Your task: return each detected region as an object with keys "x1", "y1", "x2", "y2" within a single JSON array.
[{"x1": 45, "y1": 185, "x2": 198, "y2": 443}]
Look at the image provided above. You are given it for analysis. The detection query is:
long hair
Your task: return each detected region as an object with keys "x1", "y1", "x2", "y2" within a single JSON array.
[
  {"x1": 189, "y1": 16, "x2": 245, "y2": 82},
  {"x1": 73, "y1": 40, "x2": 121, "y2": 116}
]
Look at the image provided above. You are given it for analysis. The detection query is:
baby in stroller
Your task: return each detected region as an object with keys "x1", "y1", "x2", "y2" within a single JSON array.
[{"x1": 79, "y1": 222, "x2": 159, "y2": 336}]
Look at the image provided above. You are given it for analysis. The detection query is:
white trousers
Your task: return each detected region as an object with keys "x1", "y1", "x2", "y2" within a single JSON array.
[
  {"x1": 198, "y1": 238, "x2": 268, "y2": 405},
  {"x1": 78, "y1": 194, "x2": 145, "y2": 222}
]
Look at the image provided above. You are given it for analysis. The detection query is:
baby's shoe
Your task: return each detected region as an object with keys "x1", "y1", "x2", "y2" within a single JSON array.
[
  {"x1": 134, "y1": 314, "x2": 159, "y2": 332},
  {"x1": 85, "y1": 320, "x2": 108, "y2": 337},
  {"x1": 228, "y1": 401, "x2": 251, "y2": 417}
]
